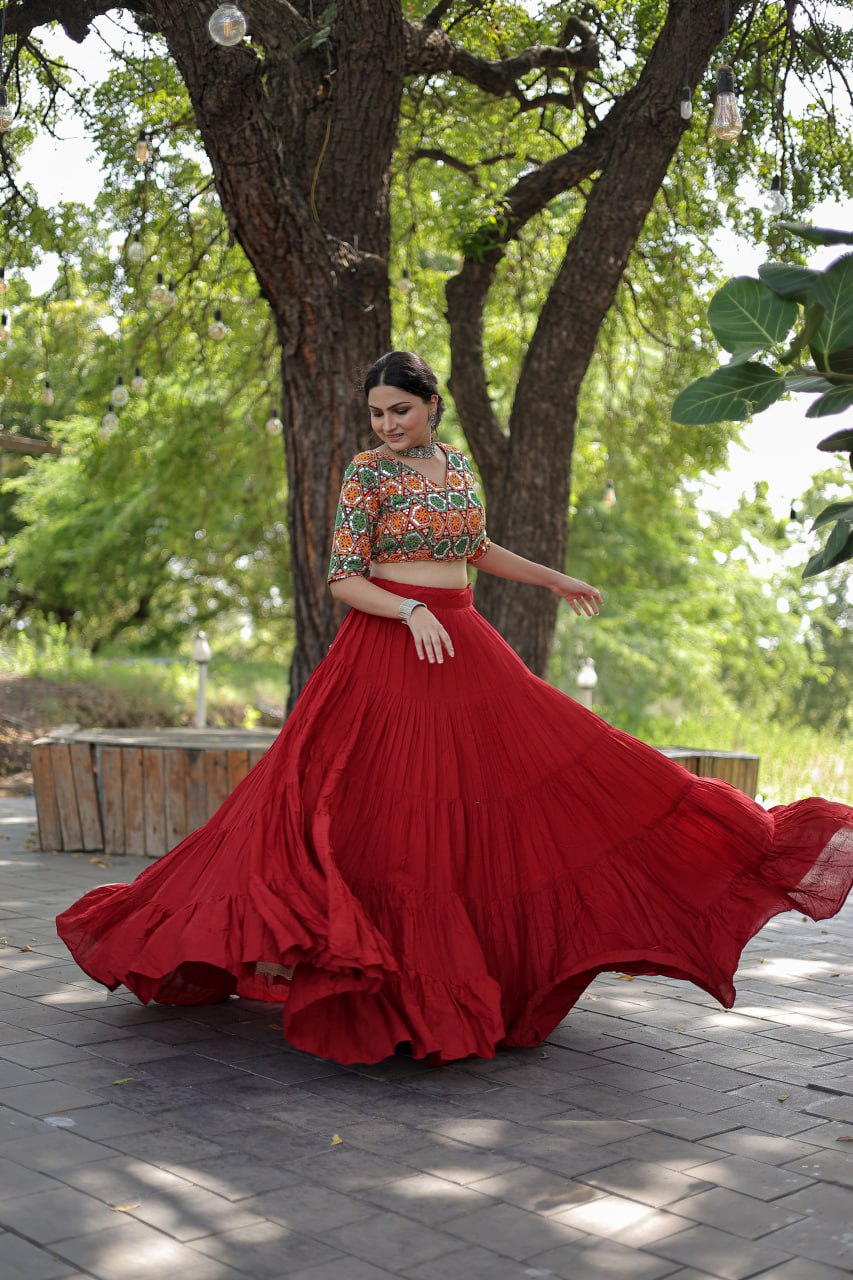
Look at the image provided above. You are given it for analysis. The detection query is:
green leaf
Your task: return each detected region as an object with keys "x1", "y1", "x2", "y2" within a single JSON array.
[
  {"x1": 784, "y1": 372, "x2": 835, "y2": 393},
  {"x1": 672, "y1": 363, "x2": 786, "y2": 425},
  {"x1": 758, "y1": 262, "x2": 820, "y2": 301},
  {"x1": 811, "y1": 499, "x2": 853, "y2": 532},
  {"x1": 811, "y1": 255, "x2": 853, "y2": 356},
  {"x1": 805, "y1": 386, "x2": 853, "y2": 418},
  {"x1": 817, "y1": 426, "x2": 853, "y2": 452},
  {"x1": 778, "y1": 222, "x2": 853, "y2": 247},
  {"x1": 707, "y1": 278, "x2": 798, "y2": 353},
  {"x1": 803, "y1": 522, "x2": 853, "y2": 578},
  {"x1": 322, "y1": 3, "x2": 337, "y2": 22},
  {"x1": 727, "y1": 344, "x2": 764, "y2": 366}
]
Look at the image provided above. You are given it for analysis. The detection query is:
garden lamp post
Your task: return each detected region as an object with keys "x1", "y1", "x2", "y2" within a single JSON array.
[
  {"x1": 576, "y1": 657, "x2": 598, "y2": 711},
  {"x1": 193, "y1": 630, "x2": 212, "y2": 728}
]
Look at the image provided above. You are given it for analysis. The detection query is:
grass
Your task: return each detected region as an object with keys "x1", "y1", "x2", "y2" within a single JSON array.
[
  {"x1": 635, "y1": 711, "x2": 853, "y2": 808},
  {"x1": 3, "y1": 627, "x2": 850, "y2": 806}
]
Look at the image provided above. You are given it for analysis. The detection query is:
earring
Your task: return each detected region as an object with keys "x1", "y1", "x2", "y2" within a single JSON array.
[{"x1": 428, "y1": 414, "x2": 437, "y2": 434}]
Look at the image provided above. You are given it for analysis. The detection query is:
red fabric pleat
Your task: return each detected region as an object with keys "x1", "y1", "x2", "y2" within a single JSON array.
[{"x1": 56, "y1": 581, "x2": 853, "y2": 1065}]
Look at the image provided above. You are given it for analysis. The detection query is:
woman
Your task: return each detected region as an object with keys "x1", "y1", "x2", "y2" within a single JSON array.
[{"x1": 57, "y1": 351, "x2": 853, "y2": 1067}]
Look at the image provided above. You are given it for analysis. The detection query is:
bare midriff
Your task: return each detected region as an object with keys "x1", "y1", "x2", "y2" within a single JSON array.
[{"x1": 370, "y1": 558, "x2": 469, "y2": 588}]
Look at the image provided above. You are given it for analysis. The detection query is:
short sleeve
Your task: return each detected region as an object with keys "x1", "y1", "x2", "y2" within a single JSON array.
[
  {"x1": 327, "y1": 455, "x2": 380, "y2": 583},
  {"x1": 467, "y1": 533, "x2": 491, "y2": 565}
]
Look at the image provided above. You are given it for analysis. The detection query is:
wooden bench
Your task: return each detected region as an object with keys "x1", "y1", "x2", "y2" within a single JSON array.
[
  {"x1": 31, "y1": 726, "x2": 278, "y2": 858},
  {"x1": 30, "y1": 728, "x2": 760, "y2": 858}
]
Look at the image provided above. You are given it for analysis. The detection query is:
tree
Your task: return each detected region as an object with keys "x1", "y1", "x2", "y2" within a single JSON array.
[
  {"x1": 3, "y1": 0, "x2": 852, "y2": 706},
  {"x1": 673, "y1": 221, "x2": 853, "y2": 576}
]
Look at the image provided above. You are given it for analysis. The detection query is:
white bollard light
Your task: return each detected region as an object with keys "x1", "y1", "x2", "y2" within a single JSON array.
[
  {"x1": 576, "y1": 656, "x2": 598, "y2": 711},
  {"x1": 193, "y1": 630, "x2": 213, "y2": 728}
]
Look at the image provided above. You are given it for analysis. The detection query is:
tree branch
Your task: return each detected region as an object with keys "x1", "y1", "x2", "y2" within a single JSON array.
[
  {"x1": 2, "y1": 0, "x2": 125, "y2": 44},
  {"x1": 404, "y1": 21, "x2": 600, "y2": 91}
]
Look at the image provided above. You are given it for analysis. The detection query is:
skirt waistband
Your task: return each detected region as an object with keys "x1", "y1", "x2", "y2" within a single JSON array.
[{"x1": 371, "y1": 579, "x2": 474, "y2": 611}]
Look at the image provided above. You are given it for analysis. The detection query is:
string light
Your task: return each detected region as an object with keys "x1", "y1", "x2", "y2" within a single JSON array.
[
  {"x1": 265, "y1": 409, "x2": 284, "y2": 436},
  {"x1": 131, "y1": 366, "x2": 146, "y2": 393},
  {"x1": 208, "y1": 4, "x2": 248, "y2": 46},
  {"x1": 134, "y1": 129, "x2": 150, "y2": 164},
  {"x1": 100, "y1": 408, "x2": 119, "y2": 437},
  {"x1": 766, "y1": 174, "x2": 785, "y2": 215},
  {"x1": 110, "y1": 375, "x2": 130, "y2": 408},
  {"x1": 0, "y1": 89, "x2": 12, "y2": 133},
  {"x1": 208, "y1": 307, "x2": 228, "y2": 340},
  {"x1": 0, "y1": 313, "x2": 10, "y2": 342},
  {"x1": 162, "y1": 280, "x2": 178, "y2": 309},
  {"x1": 43, "y1": 378, "x2": 54, "y2": 408},
  {"x1": 0, "y1": 267, "x2": 7, "y2": 296},
  {"x1": 0, "y1": 3, "x2": 14, "y2": 132},
  {"x1": 149, "y1": 272, "x2": 168, "y2": 304},
  {"x1": 713, "y1": 66, "x2": 743, "y2": 141},
  {"x1": 712, "y1": 0, "x2": 742, "y2": 142},
  {"x1": 604, "y1": 479, "x2": 616, "y2": 508},
  {"x1": 680, "y1": 88, "x2": 693, "y2": 120},
  {"x1": 397, "y1": 269, "x2": 414, "y2": 294},
  {"x1": 127, "y1": 233, "x2": 145, "y2": 265}
]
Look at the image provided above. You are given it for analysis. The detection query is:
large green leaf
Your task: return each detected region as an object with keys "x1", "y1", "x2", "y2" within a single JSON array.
[
  {"x1": 811, "y1": 499, "x2": 853, "y2": 532},
  {"x1": 817, "y1": 426, "x2": 853, "y2": 451},
  {"x1": 707, "y1": 278, "x2": 798, "y2": 353},
  {"x1": 779, "y1": 222, "x2": 853, "y2": 247},
  {"x1": 805, "y1": 386, "x2": 853, "y2": 418},
  {"x1": 758, "y1": 262, "x2": 820, "y2": 302},
  {"x1": 784, "y1": 372, "x2": 835, "y2": 393},
  {"x1": 672, "y1": 363, "x2": 786, "y2": 425},
  {"x1": 803, "y1": 522, "x2": 853, "y2": 578},
  {"x1": 812, "y1": 255, "x2": 853, "y2": 355}
]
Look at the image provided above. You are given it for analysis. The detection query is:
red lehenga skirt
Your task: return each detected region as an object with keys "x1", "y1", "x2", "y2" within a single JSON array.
[{"x1": 56, "y1": 581, "x2": 853, "y2": 1066}]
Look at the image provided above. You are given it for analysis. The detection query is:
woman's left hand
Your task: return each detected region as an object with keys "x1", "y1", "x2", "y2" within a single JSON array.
[{"x1": 550, "y1": 574, "x2": 603, "y2": 616}]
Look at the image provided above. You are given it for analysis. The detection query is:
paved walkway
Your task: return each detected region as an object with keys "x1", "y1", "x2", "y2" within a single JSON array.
[{"x1": 1, "y1": 795, "x2": 852, "y2": 1280}]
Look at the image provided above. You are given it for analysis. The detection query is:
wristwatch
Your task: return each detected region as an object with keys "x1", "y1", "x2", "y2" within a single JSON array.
[{"x1": 397, "y1": 598, "x2": 426, "y2": 624}]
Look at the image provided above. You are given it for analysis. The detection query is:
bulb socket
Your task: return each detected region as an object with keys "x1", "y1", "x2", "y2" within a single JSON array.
[{"x1": 715, "y1": 65, "x2": 736, "y2": 96}]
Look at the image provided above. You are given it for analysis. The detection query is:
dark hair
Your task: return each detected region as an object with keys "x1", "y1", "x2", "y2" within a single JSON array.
[{"x1": 363, "y1": 351, "x2": 446, "y2": 426}]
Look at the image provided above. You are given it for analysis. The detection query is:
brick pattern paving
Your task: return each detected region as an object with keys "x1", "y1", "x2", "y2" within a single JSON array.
[{"x1": 1, "y1": 795, "x2": 852, "y2": 1280}]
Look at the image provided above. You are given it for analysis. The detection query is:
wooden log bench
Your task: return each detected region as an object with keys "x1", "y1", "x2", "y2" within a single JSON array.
[{"x1": 30, "y1": 727, "x2": 760, "y2": 858}]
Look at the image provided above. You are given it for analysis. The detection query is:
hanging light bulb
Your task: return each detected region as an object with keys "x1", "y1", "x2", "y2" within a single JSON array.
[
  {"x1": 680, "y1": 87, "x2": 693, "y2": 120},
  {"x1": 208, "y1": 4, "x2": 248, "y2": 46},
  {"x1": 766, "y1": 174, "x2": 786, "y2": 215},
  {"x1": 131, "y1": 365, "x2": 146, "y2": 393},
  {"x1": 0, "y1": 313, "x2": 10, "y2": 342},
  {"x1": 265, "y1": 409, "x2": 284, "y2": 436},
  {"x1": 110, "y1": 374, "x2": 130, "y2": 408},
  {"x1": 0, "y1": 89, "x2": 14, "y2": 133},
  {"x1": 162, "y1": 280, "x2": 178, "y2": 309},
  {"x1": 604, "y1": 479, "x2": 617, "y2": 508},
  {"x1": 0, "y1": 267, "x2": 7, "y2": 297},
  {"x1": 712, "y1": 66, "x2": 743, "y2": 141},
  {"x1": 127, "y1": 232, "x2": 145, "y2": 265},
  {"x1": 208, "y1": 307, "x2": 228, "y2": 340},
  {"x1": 397, "y1": 269, "x2": 414, "y2": 294},
  {"x1": 149, "y1": 272, "x2": 168, "y2": 304},
  {"x1": 101, "y1": 408, "x2": 119, "y2": 437},
  {"x1": 43, "y1": 378, "x2": 55, "y2": 408},
  {"x1": 134, "y1": 130, "x2": 150, "y2": 164}
]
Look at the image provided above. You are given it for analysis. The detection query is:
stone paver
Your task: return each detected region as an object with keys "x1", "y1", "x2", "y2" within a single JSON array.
[{"x1": 1, "y1": 795, "x2": 853, "y2": 1279}]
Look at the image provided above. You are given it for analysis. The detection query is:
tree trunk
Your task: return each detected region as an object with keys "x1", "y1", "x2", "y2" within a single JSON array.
[
  {"x1": 142, "y1": 0, "x2": 404, "y2": 704},
  {"x1": 449, "y1": 0, "x2": 746, "y2": 676}
]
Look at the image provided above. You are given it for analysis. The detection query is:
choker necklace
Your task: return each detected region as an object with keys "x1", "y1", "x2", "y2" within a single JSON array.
[{"x1": 394, "y1": 442, "x2": 437, "y2": 459}]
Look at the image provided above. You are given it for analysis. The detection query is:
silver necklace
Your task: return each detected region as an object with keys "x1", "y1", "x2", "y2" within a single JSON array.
[{"x1": 395, "y1": 442, "x2": 436, "y2": 458}]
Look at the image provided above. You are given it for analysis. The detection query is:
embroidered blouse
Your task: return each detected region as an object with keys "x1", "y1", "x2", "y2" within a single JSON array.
[{"x1": 327, "y1": 444, "x2": 490, "y2": 582}]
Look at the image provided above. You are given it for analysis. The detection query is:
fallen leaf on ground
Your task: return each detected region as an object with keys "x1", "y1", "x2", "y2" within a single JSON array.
[
  {"x1": 540, "y1": 1051, "x2": 550, "y2": 1059},
  {"x1": 836, "y1": 1135, "x2": 853, "y2": 1143},
  {"x1": 330, "y1": 1134, "x2": 343, "y2": 1145},
  {"x1": 110, "y1": 1202, "x2": 141, "y2": 1212},
  {"x1": 112, "y1": 1078, "x2": 134, "y2": 1085},
  {"x1": 777, "y1": 1094, "x2": 789, "y2": 1102},
  {"x1": 19, "y1": 945, "x2": 33, "y2": 952}
]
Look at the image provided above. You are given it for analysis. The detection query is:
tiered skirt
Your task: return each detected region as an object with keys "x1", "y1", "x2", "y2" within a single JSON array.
[{"x1": 56, "y1": 581, "x2": 853, "y2": 1065}]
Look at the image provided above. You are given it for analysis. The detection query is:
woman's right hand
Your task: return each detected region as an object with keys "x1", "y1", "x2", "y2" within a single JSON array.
[{"x1": 407, "y1": 607, "x2": 455, "y2": 664}]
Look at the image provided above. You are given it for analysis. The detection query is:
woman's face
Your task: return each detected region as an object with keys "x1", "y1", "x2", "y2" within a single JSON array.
[{"x1": 368, "y1": 383, "x2": 437, "y2": 452}]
